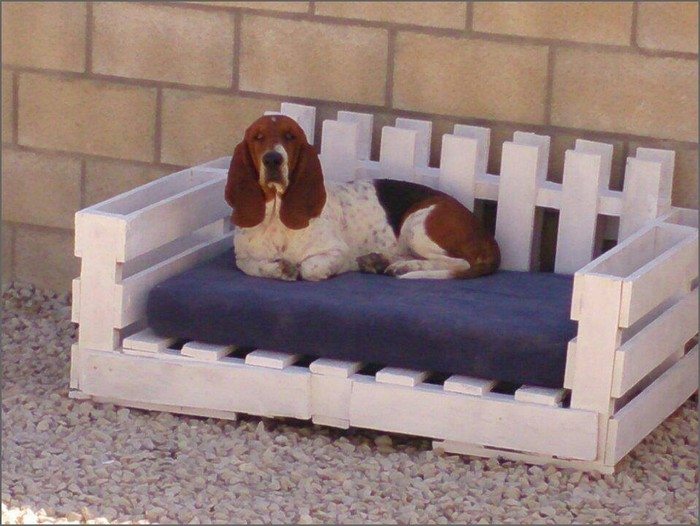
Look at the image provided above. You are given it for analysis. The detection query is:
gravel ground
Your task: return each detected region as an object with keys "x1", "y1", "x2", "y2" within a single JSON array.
[{"x1": 1, "y1": 281, "x2": 698, "y2": 525}]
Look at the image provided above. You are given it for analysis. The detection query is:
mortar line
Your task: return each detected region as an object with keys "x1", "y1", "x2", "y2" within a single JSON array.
[
  {"x1": 232, "y1": 10, "x2": 242, "y2": 92},
  {"x1": 385, "y1": 29, "x2": 396, "y2": 109},
  {"x1": 630, "y1": 1, "x2": 640, "y2": 48},
  {"x1": 465, "y1": 1, "x2": 473, "y2": 32},
  {"x1": 154, "y1": 88, "x2": 163, "y2": 163},
  {"x1": 12, "y1": 71, "x2": 19, "y2": 144},
  {"x1": 80, "y1": 159, "x2": 87, "y2": 209},
  {"x1": 85, "y1": 2, "x2": 94, "y2": 73},
  {"x1": 308, "y1": 1, "x2": 315, "y2": 15}
]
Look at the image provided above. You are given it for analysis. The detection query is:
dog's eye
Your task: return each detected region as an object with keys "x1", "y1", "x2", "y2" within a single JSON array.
[
  {"x1": 284, "y1": 132, "x2": 295, "y2": 141},
  {"x1": 254, "y1": 133, "x2": 264, "y2": 141}
]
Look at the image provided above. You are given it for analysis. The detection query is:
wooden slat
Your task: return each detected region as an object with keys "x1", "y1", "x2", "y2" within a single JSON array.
[
  {"x1": 376, "y1": 367, "x2": 428, "y2": 387},
  {"x1": 309, "y1": 359, "x2": 362, "y2": 378},
  {"x1": 515, "y1": 386, "x2": 567, "y2": 407},
  {"x1": 91, "y1": 396, "x2": 239, "y2": 422},
  {"x1": 443, "y1": 376, "x2": 497, "y2": 396},
  {"x1": 245, "y1": 350, "x2": 299, "y2": 369},
  {"x1": 612, "y1": 290, "x2": 698, "y2": 397},
  {"x1": 574, "y1": 139, "x2": 613, "y2": 192},
  {"x1": 349, "y1": 377, "x2": 598, "y2": 460},
  {"x1": 122, "y1": 328, "x2": 177, "y2": 353},
  {"x1": 619, "y1": 157, "x2": 666, "y2": 241},
  {"x1": 563, "y1": 338, "x2": 577, "y2": 390},
  {"x1": 123, "y1": 175, "x2": 228, "y2": 261},
  {"x1": 606, "y1": 346, "x2": 698, "y2": 464},
  {"x1": 439, "y1": 134, "x2": 479, "y2": 210},
  {"x1": 337, "y1": 111, "x2": 373, "y2": 160},
  {"x1": 319, "y1": 120, "x2": 360, "y2": 182},
  {"x1": 494, "y1": 141, "x2": 544, "y2": 271},
  {"x1": 619, "y1": 232, "x2": 698, "y2": 328},
  {"x1": 115, "y1": 232, "x2": 233, "y2": 328},
  {"x1": 395, "y1": 118, "x2": 432, "y2": 167},
  {"x1": 635, "y1": 147, "x2": 674, "y2": 205},
  {"x1": 379, "y1": 126, "x2": 418, "y2": 181},
  {"x1": 453, "y1": 124, "x2": 490, "y2": 177},
  {"x1": 280, "y1": 102, "x2": 316, "y2": 144},
  {"x1": 554, "y1": 150, "x2": 603, "y2": 274},
  {"x1": 71, "y1": 278, "x2": 81, "y2": 323},
  {"x1": 181, "y1": 341, "x2": 235, "y2": 361},
  {"x1": 80, "y1": 349, "x2": 312, "y2": 419}
]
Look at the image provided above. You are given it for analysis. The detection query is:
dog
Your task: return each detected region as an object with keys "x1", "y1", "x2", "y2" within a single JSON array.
[{"x1": 225, "y1": 115, "x2": 500, "y2": 282}]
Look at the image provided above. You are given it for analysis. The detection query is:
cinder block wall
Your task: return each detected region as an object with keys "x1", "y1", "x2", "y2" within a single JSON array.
[{"x1": 1, "y1": 1, "x2": 698, "y2": 291}]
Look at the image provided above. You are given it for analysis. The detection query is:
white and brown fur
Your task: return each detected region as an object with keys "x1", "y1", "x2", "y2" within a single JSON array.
[{"x1": 225, "y1": 115, "x2": 500, "y2": 281}]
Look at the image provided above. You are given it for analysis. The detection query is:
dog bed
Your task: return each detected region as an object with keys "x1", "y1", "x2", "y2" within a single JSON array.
[{"x1": 147, "y1": 248, "x2": 577, "y2": 388}]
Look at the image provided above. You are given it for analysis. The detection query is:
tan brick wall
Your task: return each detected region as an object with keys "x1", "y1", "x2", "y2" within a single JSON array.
[{"x1": 1, "y1": 1, "x2": 697, "y2": 291}]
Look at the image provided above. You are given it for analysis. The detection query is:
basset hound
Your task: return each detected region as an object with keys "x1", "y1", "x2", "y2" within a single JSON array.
[{"x1": 225, "y1": 115, "x2": 500, "y2": 281}]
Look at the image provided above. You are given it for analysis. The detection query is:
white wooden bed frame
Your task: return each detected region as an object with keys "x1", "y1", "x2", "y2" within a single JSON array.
[{"x1": 70, "y1": 102, "x2": 698, "y2": 473}]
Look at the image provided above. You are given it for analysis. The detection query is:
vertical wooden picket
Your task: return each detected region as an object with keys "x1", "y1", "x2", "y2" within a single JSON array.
[
  {"x1": 280, "y1": 103, "x2": 316, "y2": 145},
  {"x1": 379, "y1": 126, "x2": 419, "y2": 181},
  {"x1": 554, "y1": 150, "x2": 605, "y2": 274},
  {"x1": 320, "y1": 120, "x2": 361, "y2": 183},
  {"x1": 439, "y1": 125, "x2": 490, "y2": 210},
  {"x1": 337, "y1": 111, "x2": 374, "y2": 160},
  {"x1": 494, "y1": 133, "x2": 550, "y2": 271},
  {"x1": 618, "y1": 157, "x2": 666, "y2": 241},
  {"x1": 395, "y1": 118, "x2": 432, "y2": 167}
]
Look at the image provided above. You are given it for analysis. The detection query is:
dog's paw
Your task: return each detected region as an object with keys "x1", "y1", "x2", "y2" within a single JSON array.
[
  {"x1": 384, "y1": 261, "x2": 413, "y2": 277},
  {"x1": 276, "y1": 259, "x2": 300, "y2": 281},
  {"x1": 356, "y1": 253, "x2": 391, "y2": 274}
]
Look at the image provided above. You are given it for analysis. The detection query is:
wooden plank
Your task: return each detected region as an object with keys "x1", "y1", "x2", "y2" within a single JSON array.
[
  {"x1": 337, "y1": 111, "x2": 373, "y2": 160},
  {"x1": 439, "y1": 134, "x2": 479, "y2": 210},
  {"x1": 574, "y1": 139, "x2": 613, "y2": 192},
  {"x1": 514, "y1": 386, "x2": 566, "y2": 407},
  {"x1": 91, "y1": 396, "x2": 239, "y2": 421},
  {"x1": 181, "y1": 341, "x2": 235, "y2": 361},
  {"x1": 115, "y1": 232, "x2": 233, "y2": 328},
  {"x1": 280, "y1": 102, "x2": 316, "y2": 145},
  {"x1": 563, "y1": 338, "x2": 577, "y2": 390},
  {"x1": 494, "y1": 141, "x2": 544, "y2": 271},
  {"x1": 375, "y1": 367, "x2": 428, "y2": 387},
  {"x1": 570, "y1": 274, "x2": 623, "y2": 413},
  {"x1": 80, "y1": 349, "x2": 312, "y2": 419},
  {"x1": 453, "y1": 124, "x2": 490, "y2": 178},
  {"x1": 245, "y1": 350, "x2": 300, "y2": 369},
  {"x1": 122, "y1": 328, "x2": 177, "y2": 353},
  {"x1": 70, "y1": 343, "x2": 80, "y2": 389},
  {"x1": 311, "y1": 415, "x2": 349, "y2": 429},
  {"x1": 433, "y1": 440, "x2": 614, "y2": 474},
  {"x1": 309, "y1": 358, "x2": 362, "y2": 378},
  {"x1": 606, "y1": 346, "x2": 698, "y2": 464},
  {"x1": 443, "y1": 376, "x2": 497, "y2": 396},
  {"x1": 311, "y1": 374, "x2": 353, "y2": 428},
  {"x1": 619, "y1": 232, "x2": 698, "y2": 327},
  {"x1": 349, "y1": 377, "x2": 598, "y2": 460},
  {"x1": 635, "y1": 147, "x2": 674, "y2": 206},
  {"x1": 123, "y1": 175, "x2": 228, "y2": 261},
  {"x1": 619, "y1": 157, "x2": 666, "y2": 241},
  {"x1": 379, "y1": 126, "x2": 418, "y2": 181},
  {"x1": 71, "y1": 278, "x2": 81, "y2": 323},
  {"x1": 319, "y1": 120, "x2": 360, "y2": 182},
  {"x1": 395, "y1": 118, "x2": 432, "y2": 167},
  {"x1": 612, "y1": 290, "x2": 698, "y2": 397},
  {"x1": 554, "y1": 150, "x2": 603, "y2": 274}
]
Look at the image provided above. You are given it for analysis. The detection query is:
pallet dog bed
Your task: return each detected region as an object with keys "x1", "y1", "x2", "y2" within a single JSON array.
[{"x1": 70, "y1": 102, "x2": 699, "y2": 473}]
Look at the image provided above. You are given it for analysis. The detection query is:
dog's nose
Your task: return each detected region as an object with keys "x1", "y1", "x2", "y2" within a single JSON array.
[{"x1": 262, "y1": 150, "x2": 283, "y2": 168}]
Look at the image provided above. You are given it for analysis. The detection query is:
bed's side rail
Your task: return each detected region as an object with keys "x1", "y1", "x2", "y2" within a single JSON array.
[
  {"x1": 72, "y1": 160, "x2": 234, "y2": 355},
  {"x1": 566, "y1": 208, "x2": 698, "y2": 466}
]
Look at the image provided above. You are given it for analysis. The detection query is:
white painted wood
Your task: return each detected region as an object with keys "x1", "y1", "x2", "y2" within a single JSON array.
[
  {"x1": 513, "y1": 132, "x2": 550, "y2": 180},
  {"x1": 619, "y1": 231, "x2": 697, "y2": 328},
  {"x1": 311, "y1": 415, "x2": 349, "y2": 429},
  {"x1": 181, "y1": 341, "x2": 235, "y2": 361},
  {"x1": 337, "y1": 111, "x2": 373, "y2": 160},
  {"x1": 245, "y1": 350, "x2": 300, "y2": 369},
  {"x1": 612, "y1": 290, "x2": 698, "y2": 398},
  {"x1": 115, "y1": 232, "x2": 233, "y2": 328},
  {"x1": 395, "y1": 118, "x2": 432, "y2": 167},
  {"x1": 123, "y1": 328, "x2": 177, "y2": 353},
  {"x1": 635, "y1": 147, "x2": 674, "y2": 206},
  {"x1": 570, "y1": 274, "x2": 623, "y2": 413},
  {"x1": 563, "y1": 338, "x2": 577, "y2": 390},
  {"x1": 574, "y1": 139, "x2": 613, "y2": 192},
  {"x1": 71, "y1": 278, "x2": 81, "y2": 323},
  {"x1": 439, "y1": 135, "x2": 479, "y2": 209},
  {"x1": 122, "y1": 347, "x2": 185, "y2": 359},
  {"x1": 606, "y1": 346, "x2": 698, "y2": 464},
  {"x1": 319, "y1": 120, "x2": 360, "y2": 182},
  {"x1": 80, "y1": 348, "x2": 312, "y2": 419},
  {"x1": 619, "y1": 157, "x2": 666, "y2": 241},
  {"x1": 280, "y1": 102, "x2": 316, "y2": 145},
  {"x1": 433, "y1": 440, "x2": 615, "y2": 474},
  {"x1": 91, "y1": 396, "x2": 239, "y2": 421},
  {"x1": 514, "y1": 386, "x2": 567, "y2": 407},
  {"x1": 311, "y1": 374, "x2": 353, "y2": 428},
  {"x1": 443, "y1": 376, "x2": 497, "y2": 396},
  {"x1": 494, "y1": 141, "x2": 545, "y2": 271},
  {"x1": 375, "y1": 367, "x2": 428, "y2": 387},
  {"x1": 309, "y1": 358, "x2": 362, "y2": 378},
  {"x1": 453, "y1": 124, "x2": 490, "y2": 177},
  {"x1": 554, "y1": 150, "x2": 603, "y2": 274},
  {"x1": 379, "y1": 126, "x2": 418, "y2": 181},
  {"x1": 349, "y1": 377, "x2": 598, "y2": 460}
]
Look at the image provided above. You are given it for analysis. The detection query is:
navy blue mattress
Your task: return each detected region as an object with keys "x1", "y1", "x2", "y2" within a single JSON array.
[{"x1": 147, "y1": 249, "x2": 577, "y2": 388}]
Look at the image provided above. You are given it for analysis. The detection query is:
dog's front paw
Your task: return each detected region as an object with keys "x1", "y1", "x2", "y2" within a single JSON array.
[
  {"x1": 299, "y1": 260, "x2": 334, "y2": 281},
  {"x1": 356, "y1": 253, "x2": 390, "y2": 274},
  {"x1": 385, "y1": 261, "x2": 412, "y2": 277},
  {"x1": 276, "y1": 259, "x2": 300, "y2": 281}
]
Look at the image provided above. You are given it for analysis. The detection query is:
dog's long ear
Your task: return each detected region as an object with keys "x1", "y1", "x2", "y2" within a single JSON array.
[
  {"x1": 280, "y1": 143, "x2": 327, "y2": 230},
  {"x1": 225, "y1": 141, "x2": 266, "y2": 228}
]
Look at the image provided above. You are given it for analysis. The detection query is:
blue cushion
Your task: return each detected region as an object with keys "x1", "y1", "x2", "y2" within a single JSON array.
[{"x1": 146, "y1": 249, "x2": 577, "y2": 388}]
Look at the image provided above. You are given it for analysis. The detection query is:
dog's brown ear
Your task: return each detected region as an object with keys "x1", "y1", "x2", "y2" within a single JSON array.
[
  {"x1": 280, "y1": 143, "x2": 326, "y2": 230},
  {"x1": 225, "y1": 141, "x2": 266, "y2": 228}
]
